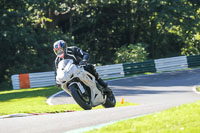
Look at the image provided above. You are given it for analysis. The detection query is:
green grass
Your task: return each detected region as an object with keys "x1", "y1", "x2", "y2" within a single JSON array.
[
  {"x1": 197, "y1": 86, "x2": 200, "y2": 92},
  {"x1": 0, "y1": 86, "x2": 137, "y2": 116},
  {"x1": 87, "y1": 101, "x2": 200, "y2": 133}
]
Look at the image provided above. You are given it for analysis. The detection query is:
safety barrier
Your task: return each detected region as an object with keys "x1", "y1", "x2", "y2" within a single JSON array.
[
  {"x1": 154, "y1": 56, "x2": 188, "y2": 72},
  {"x1": 11, "y1": 75, "x2": 20, "y2": 90},
  {"x1": 123, "y1": 60, "x2": 156, "y2": 75},
  {"x1": 187, "y1": 55, "x2": 200, "y2": 68},
  {"x1": 11, "y1": 64, "x2": 124, "y2": 90},
  {"x1": 11, "y1": 55, "x2": 200, "y2": 89},
  {"x1": 96, "y1": 64, "x2": 124, "y2": 79},
  {"x1": 11, "y1": 72, "x2": 56, "y2": 90}
]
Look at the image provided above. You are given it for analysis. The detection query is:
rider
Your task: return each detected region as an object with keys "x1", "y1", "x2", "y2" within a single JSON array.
[{"x1": 53, "y1": 40, "x2": 113, "y2": 95}]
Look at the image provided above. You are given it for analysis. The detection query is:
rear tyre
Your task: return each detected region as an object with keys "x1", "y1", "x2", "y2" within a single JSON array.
[
  {"x1": 102, "y1": 92, "x2": 116, "y2": 108},
  {"x1": 69, "y1": 84, "x2": 92, "y2": 110}
]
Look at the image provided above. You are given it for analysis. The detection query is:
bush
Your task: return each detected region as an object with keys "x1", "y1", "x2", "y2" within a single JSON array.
[{"x1": 114, "y1": 43, "x2": 149, "y2": 64}]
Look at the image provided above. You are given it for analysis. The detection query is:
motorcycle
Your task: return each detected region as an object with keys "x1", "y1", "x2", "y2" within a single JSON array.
[{"x1": 56, "y1": 59, "x2": 116, "y2": 110}]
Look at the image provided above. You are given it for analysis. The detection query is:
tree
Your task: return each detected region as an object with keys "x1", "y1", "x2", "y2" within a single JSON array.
[
  {"x1": 0, "y1": 0, "x2": 67, "y2": 86},
  {"x1": 1, "y1": 0, "x2": 200, "y2": 89}
]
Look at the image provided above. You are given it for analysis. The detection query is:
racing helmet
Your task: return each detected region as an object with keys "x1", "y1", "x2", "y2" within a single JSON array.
[{"x1": 53, "y1": 40, "x2": 66, "y2": 58}]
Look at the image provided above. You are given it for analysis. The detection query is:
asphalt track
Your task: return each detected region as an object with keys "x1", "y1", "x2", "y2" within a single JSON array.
[{"x1": 1, "y1": 69, "x2": 200, "y2": 133}]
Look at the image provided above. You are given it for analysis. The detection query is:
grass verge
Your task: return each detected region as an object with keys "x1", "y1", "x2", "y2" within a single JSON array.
[
  {"x1": 0, "y1": 86, "x2": 137, "y2": 116},
  {"x1": 87, "y1": 101, "x2": 200, "y2": 133},
  {"x1": 197, "y1": 86, "x2": 200, "y2": 92}
]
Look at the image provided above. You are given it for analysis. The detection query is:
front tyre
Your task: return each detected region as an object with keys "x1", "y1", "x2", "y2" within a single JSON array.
[
  {"x1": 69, "y1": 84, "x2": 92, "y2": 110},
  {"x1": 102, "y1": 92, "x2": 116, "y2": 108}
]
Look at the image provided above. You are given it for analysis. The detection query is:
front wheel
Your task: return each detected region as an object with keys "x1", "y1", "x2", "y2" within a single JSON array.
[
  {"x1": 69, "y1": 83, "x2": 92, "y2": 110},
  {"x1": 102, "y1": 92, "x2": 116, "y2": 108}
]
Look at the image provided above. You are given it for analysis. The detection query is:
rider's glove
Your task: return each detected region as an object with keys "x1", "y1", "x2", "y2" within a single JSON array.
[{"x1": 79, "y1": 60, "x2": 87, "y2": 66}]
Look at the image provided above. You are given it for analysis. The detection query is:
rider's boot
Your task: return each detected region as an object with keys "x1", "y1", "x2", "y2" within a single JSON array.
[
  {"x1": 96, "y1": 78, "x2": 113, "y2": 95},
  {"x1": 85, "y1": 64, "x2": 113, "y2": 96},
  {"x1": 92, "y1": 69, "x2": 113, "y2": 96}
]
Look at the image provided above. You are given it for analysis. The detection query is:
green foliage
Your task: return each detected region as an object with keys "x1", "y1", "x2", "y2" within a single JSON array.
[
  {"x1": 0, "y1": 1, "x2": 68, "y2": 85},
  {"x1": 181, "y1": 39, "x2": 200, "y2": 56},
  {"x1": 1, "y1": 0, "x2": 200, "y2": 88},
  {"x1": 115, "y1": 43, "x2": 149, "y2": 64}
]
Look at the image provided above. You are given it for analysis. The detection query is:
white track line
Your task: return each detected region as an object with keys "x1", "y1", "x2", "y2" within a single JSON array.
[
  {"x1": 46, "y1": 90, "x2": 64, "y2": 105},
  {"x1": 193, "y1": 84, "x2": 200, "y2": 95}
]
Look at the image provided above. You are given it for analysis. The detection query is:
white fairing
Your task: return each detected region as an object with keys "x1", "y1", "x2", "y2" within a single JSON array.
[
  {"x1": 56, "y1": 59, "x2": 75, "y2": 83},
  {"x1": 56, "y1": 59, "x2": 106, "y2": 106}
]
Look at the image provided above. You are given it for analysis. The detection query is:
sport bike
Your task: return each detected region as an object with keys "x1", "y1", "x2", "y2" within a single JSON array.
[{"x1": 56, "y1": 59, "x2": 116, "y2": 110}]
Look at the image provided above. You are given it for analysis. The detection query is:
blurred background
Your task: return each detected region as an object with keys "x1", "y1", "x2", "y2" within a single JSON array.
[{"x1": 0, "y1": 0, "x2": 200, "y2": 89}]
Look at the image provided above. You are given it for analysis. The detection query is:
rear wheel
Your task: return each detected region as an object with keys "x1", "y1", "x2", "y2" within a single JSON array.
[
  {"x1": 69, "y1": 83, "x2": 92, "y2": 110},
  {"x1": 102, "y1": 92, "x2": 116, "y2": 108}
]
